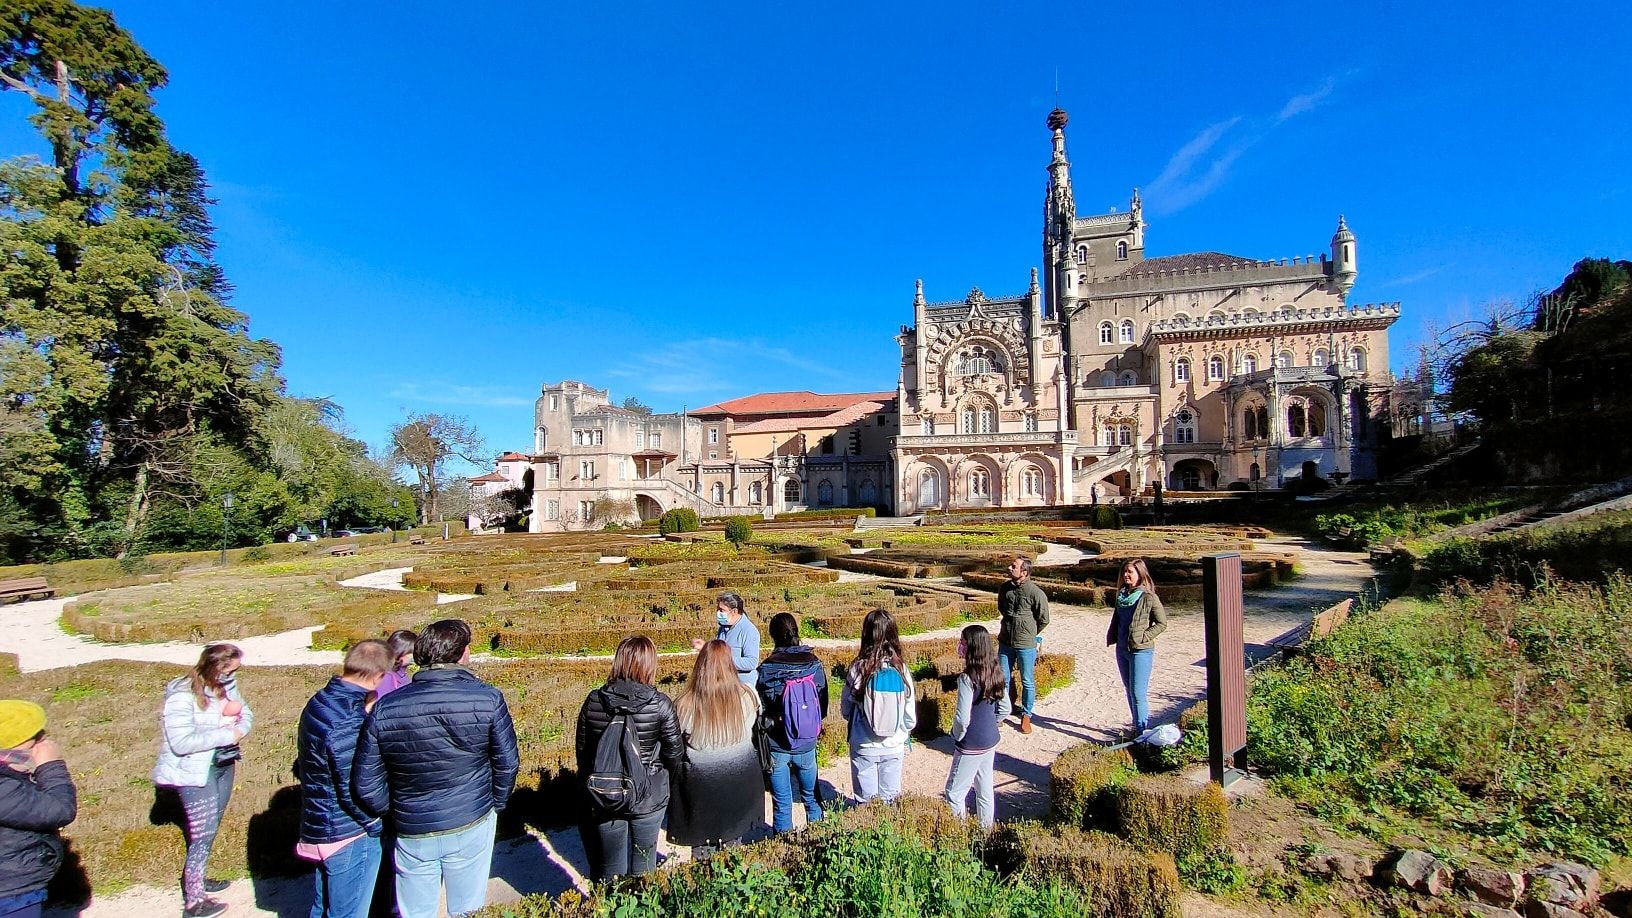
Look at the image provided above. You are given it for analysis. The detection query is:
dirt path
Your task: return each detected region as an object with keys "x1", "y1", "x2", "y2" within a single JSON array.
[{"x1": 35, "y1": 536, "x2": 1375, "y2": 916}]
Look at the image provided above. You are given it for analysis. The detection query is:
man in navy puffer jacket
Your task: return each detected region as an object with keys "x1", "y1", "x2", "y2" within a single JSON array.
[
  {"x1": 353, "y1": 620, "x2": 518, "y2": 918},
  {"x1": 297, "y1": 639, "x2": 391, "y2": 918}
]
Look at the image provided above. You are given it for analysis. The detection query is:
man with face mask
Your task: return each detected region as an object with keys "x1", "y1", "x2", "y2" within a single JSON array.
[{"x1": 692, "y1": 591, "x2": 760, "y2": 687}]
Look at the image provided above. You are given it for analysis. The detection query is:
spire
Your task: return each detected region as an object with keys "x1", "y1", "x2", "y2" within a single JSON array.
[
  {"x1": 1042, "y1": 107, "x2": 1076, "y2": 320},
  {"x1": 1028, "y1": 266, "x2": 1040, "y2": 295}
]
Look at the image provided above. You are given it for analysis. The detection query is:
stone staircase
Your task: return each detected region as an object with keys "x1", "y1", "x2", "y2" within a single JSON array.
[
  {"x1": 855, "y1": 515, "x2": 924, "y2": 531},
  {"x1": 1380, "y1": 438, "x2": 1484, "y2": 488}
]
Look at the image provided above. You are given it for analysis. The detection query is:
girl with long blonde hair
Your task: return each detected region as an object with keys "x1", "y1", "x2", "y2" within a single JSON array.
[{"x1": 668, "y1": 640, "x2": 763, "y2": 859}]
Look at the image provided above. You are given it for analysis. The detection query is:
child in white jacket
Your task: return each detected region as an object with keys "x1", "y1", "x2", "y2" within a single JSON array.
[{"x1": 840, "y1": 610, "x2": 916, "y2": 803}]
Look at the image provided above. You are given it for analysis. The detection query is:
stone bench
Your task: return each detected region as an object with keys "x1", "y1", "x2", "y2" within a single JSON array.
[
  {"x1": 0, "y1": 576, "x2": 54, "y2": 604},
  {"x1": 329, "y1": 544, "x2": 358, "y2": 557},
  {"x1": 408, "y1": 536, "x2": 426, "y2": 545}
]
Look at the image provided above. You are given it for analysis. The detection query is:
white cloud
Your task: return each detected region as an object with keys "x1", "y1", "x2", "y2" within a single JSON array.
[
  {"x1": 606, "y1": 336, "x2": 852, "y2": 398},
  {"x1": 389, "y1": 382, "x2": 533, "y2": 407},
  {"x1": 1380, "y1": 265, "x2": 1448, "y2": 288},
  {"x1": 1277, "y1": 77, "x2": 1338, "y2": 123}
]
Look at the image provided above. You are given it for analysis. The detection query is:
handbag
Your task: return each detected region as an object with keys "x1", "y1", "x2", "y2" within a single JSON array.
[{"x1": 213, "y1": 744, "x2": 243, "y2": 767}]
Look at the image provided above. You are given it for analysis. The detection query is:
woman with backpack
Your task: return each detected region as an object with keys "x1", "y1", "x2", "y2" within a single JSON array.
[
  {"x1": 152, "y1": 643, "x2": 253, "y2": 918},
  {"x1": 1106, "y1": 558, "x2": 1166, "y2": 739},
  {"x1": 756, "y1": 612, "x2": 829, "y2": 833},
  {"x1": 667, "y1": 640, "x2": 763, "y2": 859},
  {"x1": 944, "y1": 625, "x2": 1010, "y2": 828},
  {"x1": 574, "y1": 635, "x2": 683, "y2": 880},
  {"x1": 840, "y1": 609, "x2": 917, "y2": 804}
]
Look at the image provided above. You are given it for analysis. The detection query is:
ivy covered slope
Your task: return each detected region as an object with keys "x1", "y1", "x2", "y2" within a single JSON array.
[{"x1": 0, "y1": 1, "x2": 414, "y2": 564}]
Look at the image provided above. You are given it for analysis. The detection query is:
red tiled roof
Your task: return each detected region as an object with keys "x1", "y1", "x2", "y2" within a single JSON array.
[
  {"x1": 730, "y1": 400, "x2": 888, "y2": 435},
  {"x1": 468, "y1": 472, "x2": 507, "y2": 483},
  {"x1": 690, "y1": 390, "x2": 895, "y2": 418},
  {"x1": 630, "y1": 449, "x2": 677, "y2": 459},
  {"x1": 496, "y1": 451, "x2": 531, "y2": 462},
  {"x1": 1112, "y1": 252, "x2": 1257, "y2": 277}
]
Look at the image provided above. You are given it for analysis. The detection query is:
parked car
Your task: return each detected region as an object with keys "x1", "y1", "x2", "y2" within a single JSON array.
[
  {"x1": 283, "y1": 525, "x2": 318, "y2": 542},
  {"x1": 333, "y1": 526, "x2": 385, "y2": 537}
]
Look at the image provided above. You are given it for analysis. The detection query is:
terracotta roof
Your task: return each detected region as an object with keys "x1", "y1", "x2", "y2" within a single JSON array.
[
  {"x1": 690, "y1": 390, "x2": 895, "y2": 418},
  {"x1": 820, "y1": 399, "x2": 889, "y2": 427},
  {"x1": 496, "y1": 451, "x2": 531, "y2": 462},
  {"x1": 1111, "y1": 252, "x2": 1257, "y2": 277},
  {"x1": 730, "y1": 400, "x2": 889, "y2": 435},
  {"x1": 468, "y1": 472, "x2": 507, "y2": 484},
  {"x1": 630, "y1": 449, "x2": 677, "y2": 459}
]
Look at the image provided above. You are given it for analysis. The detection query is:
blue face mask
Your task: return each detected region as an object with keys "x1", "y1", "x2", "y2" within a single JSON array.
[{"x1": 716, "y1": 611, "x2": 732, "y2": 627}]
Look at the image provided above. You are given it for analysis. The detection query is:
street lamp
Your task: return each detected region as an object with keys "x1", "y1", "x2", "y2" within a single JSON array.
[
  {"x1": 220, "y1": 492, "x2": 234, "y2": 566},
  {"x1": 391, "y1": 499, "x2": 399, "y2": 543}
]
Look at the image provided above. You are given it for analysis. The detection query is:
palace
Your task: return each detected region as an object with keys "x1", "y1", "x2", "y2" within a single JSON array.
[
  {"x1": 893, "y1": 107, "x2": 1399, "y2": 512},
  {"x1": 508, "y1": 107, "x2": 1402, "y2": 528}
]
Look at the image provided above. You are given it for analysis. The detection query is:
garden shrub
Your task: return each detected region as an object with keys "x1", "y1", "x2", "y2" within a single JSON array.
[
  {"x1": 657, "y1": 507, "x2": 700, "y2": 535},
  {"x1": 987, "y1": 821, "x2": 1181, "y2": 918},
  {"x1": 1089, "y1": 505, "x2": 1124, "y2": 529},
  {"x1": 723, "y1": 515, "x2": 753, "y2": 546},
  {"x1": 1110, "y1": 774, "x2": 1229, "y2": 861},
  {"x1": 1050, "y1": 743, "x2": 1135, "y2": 828}
]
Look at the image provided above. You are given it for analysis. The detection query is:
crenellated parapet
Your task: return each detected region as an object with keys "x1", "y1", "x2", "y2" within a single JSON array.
[
  {"x1": 1085, "y1": 256, "x2": 1335, "y2": 297},
  {"x1": 1146, "y1": 303, "x2": 1400, "y2": 339}
]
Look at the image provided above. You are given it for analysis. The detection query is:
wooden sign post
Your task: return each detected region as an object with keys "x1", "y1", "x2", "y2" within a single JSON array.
[{"x1": 1204, "y1": 552, "x2": 1247, "y2": 788}]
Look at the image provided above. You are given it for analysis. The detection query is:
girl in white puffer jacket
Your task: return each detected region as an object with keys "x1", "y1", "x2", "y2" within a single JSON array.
[{"x1": 152, "y1": 644, "x2": 253, "y2": 918}]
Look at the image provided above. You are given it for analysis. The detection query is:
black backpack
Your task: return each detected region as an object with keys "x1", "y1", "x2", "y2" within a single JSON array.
[{"x1": 585, "y1": 692, "x2": 650, "y2": 816}]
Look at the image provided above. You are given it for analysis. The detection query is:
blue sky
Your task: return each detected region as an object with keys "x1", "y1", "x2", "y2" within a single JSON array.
[{"x1": 4, "y1": 1, "x2": 1628, "y2": 470}]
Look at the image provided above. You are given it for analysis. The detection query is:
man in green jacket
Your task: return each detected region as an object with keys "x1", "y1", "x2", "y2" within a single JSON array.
[{"x1": 997, "y1": 557, "x2": 1049, "y2": 734}]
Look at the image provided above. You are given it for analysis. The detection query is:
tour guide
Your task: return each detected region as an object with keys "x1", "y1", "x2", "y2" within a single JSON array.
[
  {"x1": 692, "y1": 591, "x2": 760, "y2": 687},
  {"x1": 996, "y1": 556, "x2": 1049, "y2": 734}
]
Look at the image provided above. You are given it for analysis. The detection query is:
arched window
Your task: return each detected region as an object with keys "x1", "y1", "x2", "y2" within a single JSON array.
[
  {"x1": 1347, "y1": 347, "x2": 1367, "y2": 372},
  {"x1": 978, "y1": 407, "x2": 995, "y2": 433},
  {"x1": 748, "y1": 481, "x2": 763, "y2": 505},
  {"x1": 1116, "y1": 240, "x2": 1129, "y2": 260},
  {"x1": 711, "y1": 482, "x2": 724, "y2": 504},
  {"x1": 1023, "y1": 413, "x2": 1038, "y2": 432},
  {"x1": 921, "y1": 417, "x2": 934, "y2": 436},
  {"x1": 956, "y1": 347, "x2": 1001, "y2": 376},
  {"x1": 817, "y1": 479, "x2": 834, "y2": 506},
  {"x1": 1118, "y1": 423, "x2": 1134, "y2": 447},
  {"x1": 1099, "y1": 321, "x2": 1114, "y2": 345},
  {"x1": 1250, "y1": 462, "x2": 1261, "y2": 481},
  {"x1": 1288, "y1": 403, "x2": 1307, "y2": 438},
  {"x1": 1075, "y1": 245, "x2": 1088, "y2": 264},
  {"x1": 1175, "y1": 357, "x2": 1191, "y2": 382},
  {"x1": 1118, "y1": 371, "x2": 1137, "y2": 386},
  {"x1": 1308, "y1": 402, "x2": 1327, "y2": 437},
  {"x1": 1313, "y1": 348, "x2": 1329, "y2": 368},
  {"x1": 1207, "y1": 310, "x2": 1227, "y2": 324},
  {"x1": 858, "y1": 479, "x2": 877, "y2": 504},
  {"x1": 1174, "y1": 409, "x2": 1197, "y2": 444},
  {"x1": 917, "y1": 469, "x2": 940, "y2": 507},
  {"x1": 1022, "y1": 465, "x2": 1043, "y2": 497},
  {"x1": 1256, "y1": 406, "x2": 1269, "y2": 439},
  {"x1": 1242, "y1": 408, "x2": 1258, "y2": 440},
  {"x1": 1242, "y1": 353, "x2": 1258, "y2": 374},
  {"x1": 1207, "y1": 355, "x2": 1225, "y2": 381},
  {"x1": 783, "y1": 478, "x2": 800, "y2": 505},
  {"x1": 1119, "y1": 319, "x2": 1135, "y2": 343},
  {"x1": 1276, "y1": 350, "x2": 1294, "y2": 369},
  {"x1": 970, "y1": 468, "x2": 990, "y2": 498},
  {"x1": 960, "y1": 407, "x2": 976, "y2": 433},
  {"x1": 1100, "y1": 371, "x2": 1117, "y2": 387}
]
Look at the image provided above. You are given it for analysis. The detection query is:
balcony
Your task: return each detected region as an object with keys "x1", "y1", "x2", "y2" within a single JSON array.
[{"x1": 893, "y1": 430, "x2": 1077, "y2": 449}]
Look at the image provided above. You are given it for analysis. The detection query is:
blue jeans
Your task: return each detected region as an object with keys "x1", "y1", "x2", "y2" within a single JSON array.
[
  {"x1": 998, "y1": 644, "x2": 1038, "y2": 715},
  {"x1": 768, "y1": 746, "x2": 823, "y2": 832},
  {"x1": 1117, "y1": 646, "x2": 1155, "y2": 731},
  {"x1": 394, "y1": 811, "x2": 496, "y2": 918},
  {"x1": 310, "y1": 833, "x2": 382, "y2": 918}
]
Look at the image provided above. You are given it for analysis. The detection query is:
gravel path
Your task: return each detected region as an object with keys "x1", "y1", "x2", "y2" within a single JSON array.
[{"x1": 29, "y1": 535, "x2": 1375, "y2": 916}]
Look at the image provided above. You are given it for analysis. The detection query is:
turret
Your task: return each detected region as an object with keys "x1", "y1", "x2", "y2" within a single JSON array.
[
  {"x1": 1041, "y1": 108, "x2": 1077, "y2": 319},
  {"x1": 1330, "y1": 215, "x2": 1357, "y2": 298}
]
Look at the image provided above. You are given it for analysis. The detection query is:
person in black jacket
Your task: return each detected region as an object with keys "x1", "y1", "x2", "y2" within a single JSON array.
[
  {"x1": 0, "y1": 700, "x2": 77, "y2": 918},
  {"x1": 296, "y1": 640, "x2": 392, "y2": 918},
  {"x1": 353, "y1": 620, "x2": 518, "y2": 918},
  {"x1": 574, "y1": 635, "x2": 683, "y2": 880},
  {"x1": 755, "y1": 613, "x2": 828, "y2": 833}
]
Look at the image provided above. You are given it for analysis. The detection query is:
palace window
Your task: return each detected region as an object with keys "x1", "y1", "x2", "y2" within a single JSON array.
[
  {"x1": 1099, "y1": 321, "x2": 1114, "y2": 345},
  {"x1": 710, "y1": 482, "x2": 724, "y2": 503},
  {"x1": 957, "y1": 346, "x2": 1002, "y2": 376},
  {"x1": 749, "y1": 481, "x2": 763, "y2": 505},
  {"x1": 1309, "y1": 402, "x2": 1327, "y2": 437},
  {"x1": 579, "y1": 460, "x2": 596, "y2": 480},
  {"x1": 1313, "y1": 348, "x2": 1329, "y2": 368},
  {"x1": 1119, "y1": 371, "x2": 1137, "y2": 386},
  {"x1": 1120, "y1": 319, "x2": 1135, "y2": 343},
  {"x1": 634, "y1": 430, "x2": 644, "y2": 449},
  {"x1": 820, "y1": 435, "x2": 835, "y2": 454},
  {"x1": 1175, "y1": 357, "x2": 1191, "y2": 382},
  {"x1": 708, "y1": 427, "x2": 719, "y2": 444},
  {"x1": 549, "y1": 395, "x2": 560, "y2": 410},
  {"x1": 1117, "y1": 240, "x2": 1129, "y2": 260},
  {"x1": 978, "y1": 407, "x2": 995, "y2": 434},
  {"x1": 817, "y1": 480, "x2": 834, "y2": 506},
  {"x1": 1288, "y1": 403, "x2": 1307, "y2": 438},
  {"x1": 1243, "y1": 353, "x2": 1259, "y2": 374},
  {"x1": 1024, "y1": 413, "x2": 1038, "y2": 432},
  {"x1": 1075, "y1": 245, "x2": 1088, "y2": 264},
  {"x1": 1347, "y1": 347, "x2": 1367, "y2": 372},
  {"x1": 970, "y1": 468, "x2": 990, "y2": 498},
  {"x1": 544, "y1": 462, "x2": 559, "y2": 481},
  {"x1": 783, "y1": 479, "x2": 800, "y2": 504},
  {"x1": 649, "y1": 431, "x2": 661, "y2": 449},
  {"x1": 579, "y1": 500, "x2": 594, "y2": 520},
  {"x1": 918, "y1": 469, "x2": 940, "y2": 506},
  {"x1": 546, "y1": 499, "x2": 559, "y2": 520},
  {"x1": 960, "y1": 408, "x2": 976, "y2": 433},
  {"x1": 1119, "y1": 423, "x2": 1134, "y2": 446},
  {"x1": 1207, "y1": 355, "x2": 1225, "y2": 381},
  {"x1": 1276, "y1": 350, "x2": 1293, "y2": 369},
  {"x1": 922, "y1": 417, "x2": 934, "y2": 436},
  {"x1": 1174, "y1": 409, "x2": 1197, "y2": 444},
  {"x1": 859, "y1": 479, "x2": 877, "y2": 504},
  {"x1": 1022, "y1": 465, "x2": 1043, "y2": 497}
]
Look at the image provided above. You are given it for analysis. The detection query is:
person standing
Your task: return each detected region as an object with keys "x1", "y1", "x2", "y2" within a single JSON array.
[
  {"x1": 0, "y1": 701, "x2": 77, "y2": 918},
  {"x1": 944, "y1": 626, "x2": 1010, "y2": 829},
  {"x1": 1106, "y1": 559, "x2": 1166, "y2": 738},
  {"x1": 840, "y1": 609, "x2": 916, "y2": 804},
  {"x1": 374, "y1": 630, "x2": 417, "y2": 699},
  {"x1": 691, "y1": 591, "x2": 759, "y2": 686},
  {"x1": 574, "y1": 636, "x2": 683, "y2": 880},
  {"x1": 353, "y1": 620, "x2": 518, "y2": 918},
  {"x1": 668, "y1": 641, "x2": 763, "y2": 860},
  {"x1": 153, "y1": 643, "x2": 253, "y2": 918},
  {"x1": 755, "y1": 613, "x2": 828, "y2": 833},
  {"x1": 296, "y1": 640, "x2": 392, "y2": 918},
  {"x1": 997, "y1": 557, "x2": 1049, "y2": 734}
]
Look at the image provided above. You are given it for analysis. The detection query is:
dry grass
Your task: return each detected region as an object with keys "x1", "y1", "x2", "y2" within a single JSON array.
[{"x1": 988, "y1": 821, "x2": 1182, "y2": 918}]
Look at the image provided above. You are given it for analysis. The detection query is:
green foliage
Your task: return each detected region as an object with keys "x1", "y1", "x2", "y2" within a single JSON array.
[
  {"x1": 1246, "y1": 578, "x2": 1632, "y2": 866},
  {"x1": 1420, "y1": 509, "x2": 1632, "y2": 586},
  {"x1": 723, "y1": 515, "x2": 753, "y2": 547},
  {"x1": 1111, "y1": 775, "x2": 1229, "y2": 862},
  {"x1": 1088, "y1": 506, "x2": 1123, "y2": 529},
  {"x1": 1177, "y1": 849, "x2": 1248, "y2": 895},
  {"x1": 657, "y1": 507, "x2": 701, "y2": 535}
]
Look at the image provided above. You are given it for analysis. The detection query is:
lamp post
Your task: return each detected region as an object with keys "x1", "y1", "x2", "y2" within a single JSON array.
[
  {"x1": 220, "y1": 492, "x2": 234, "y2": 566},
  {"x1": 391, "y1": 499, "x2": 399, "y2": 543}
]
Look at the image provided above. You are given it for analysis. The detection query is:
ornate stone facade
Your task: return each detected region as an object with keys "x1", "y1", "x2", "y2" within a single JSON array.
[{"x1": 894, "y1": 108, "x2": 1400, "y2": 509}]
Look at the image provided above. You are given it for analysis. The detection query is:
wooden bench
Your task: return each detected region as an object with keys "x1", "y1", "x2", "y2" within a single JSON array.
[
  {"x1": 329, "y1": 544, "x2": 358, "y2": 557},
  {"x1": 0, "y1": 577, "x2": 55, "y2": 604},
  {"x1": 1267, "y1": 599, "x2": 1353, "y2": 661},
  {"x1": 408, "y1": 536, "x2": 426, "y2": 545}
]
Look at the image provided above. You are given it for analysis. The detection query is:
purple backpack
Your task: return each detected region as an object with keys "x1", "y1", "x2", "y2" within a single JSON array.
[{"x1": 781, "y1": 673, "x2": 822, "y2": 748}]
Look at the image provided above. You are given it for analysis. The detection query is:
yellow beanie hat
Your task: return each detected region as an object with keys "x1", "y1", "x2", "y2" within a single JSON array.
[{"x1": 0, "y1": 700, "x2": 47, "y2": 749}]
